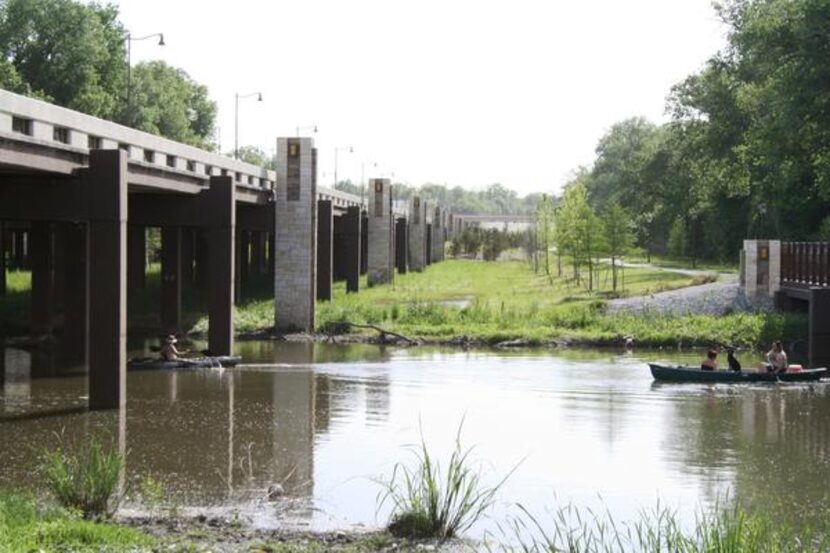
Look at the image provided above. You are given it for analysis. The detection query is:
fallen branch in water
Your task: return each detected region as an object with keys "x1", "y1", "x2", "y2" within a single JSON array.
[{"x1": 322, "y1": 321, "x2": 417, "y2": 345}]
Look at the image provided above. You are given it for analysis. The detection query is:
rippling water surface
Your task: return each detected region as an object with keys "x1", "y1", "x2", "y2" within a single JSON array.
[{"x1": 1, "y1": 342, "x2": 828, "y2": 536}]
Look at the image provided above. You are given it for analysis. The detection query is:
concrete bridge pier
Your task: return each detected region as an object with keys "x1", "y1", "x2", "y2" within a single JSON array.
[
  {"x1": 181, "y1": 228, "x2": 195, "y2": 286},
  {"x1": 274, "y1": 137, "x2": 317, "y2": 332},
  {"x1": 316, "y1": 199, "x2": 333, "y2": 301},
  {"x1": 431, "y1": 206, "x2": 443, "y2": 263},
  {"x1": 87, "y1": 150, "x2": 128, "y2": 410},
  {"x1": 395, "y1": 217, "x2": 408, "y2": 275},
  {"x1": 30, "y1": 221, "x2": 55, "y2": 336},
  {"x1": 408, "y1": 196, "x2": 426, "y2": 271},
  {"x1": 360, "y1": 210, "x2": 368, "y2": 276},
  {"x1": 345, "y1": 206, "x2": 362, "y2": 292},
  {"x1": 11, "y1": 229, "x2": 27, "y2": 270},
  {"x1": 250, "y1": 231, "x2": 265, "y2": 278},
  {"x1": 204, "y1": 176, "x2": 235, "y2": 355},
  {"x1": 60, "y1": 222, "x2": 88, "y2": 363},
  {"x1": 160, "y1": 226, "x2": 182, "y2": 333},
  {"x1": 194, "y1": 230, "x2": 209, "y2": 291},
  {"x1": 426, "y1": 222, "x2": 433, "y2": 266},
  {"x1": 0, "y1": 222, "x2": 5, "y2": 295},
  {"x1": 367, "y1": 178, "x2": 393, "y2": 286},
  {"x1": 333, "y1": 206, "x2": 362, "y2": 293},
  {"x1": 127, "y1": 225, "x2": 146, "y2": 290}
]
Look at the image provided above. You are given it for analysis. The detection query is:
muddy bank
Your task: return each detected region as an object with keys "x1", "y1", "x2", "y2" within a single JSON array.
[{"x1": 120, "y1": 514, "x2": 474, "y2": 552}]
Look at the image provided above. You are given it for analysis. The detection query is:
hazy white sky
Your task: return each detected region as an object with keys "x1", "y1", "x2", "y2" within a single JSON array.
[{"x1": 115, "y1": 0, "x2": 727, "y2": 196}]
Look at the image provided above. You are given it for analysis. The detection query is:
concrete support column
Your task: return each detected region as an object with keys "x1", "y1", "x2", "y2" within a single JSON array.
[
  {"x1": 181, "y1": 228, "x2": 195, "y2": 285},
  {"x1": 267, "y1": 232, "x2": 275, "y2": 278},
  {"x1": 742, "y1": 239, "x2": 780, "y2": 297},
  {"x1": 810, "y1": 288, "x2": 830, "y2": 369},
  {"x1": 195, "y1": 230, "x2": 209, "y2": 291},
  {"x1": 204, "y1": 176, "x2": 235, "y2": 355},
  {"x1": 13, "y1": 230, "x2": 25, "y2": 269},
  {"x1": 234, "y1": 232, "x2": 243, "y2": 304},
  {"x1": 367, "y1": 178, "x2": 393, "y2": 286},
  {"x1": 332, "y1": 216, "x2": 346, "y2": 282},
  {"x1": 316, "y1": 200, "x2": 333, "y2": 301},
  {"x1": 395, "y1": 217, "x2": 408, "y2": 275},
  {"x1": 0, "y1": 222, "x2": 6, "y2": 296},
  {"x1": 127, "y1": 225, "x2": 146, "y2": 289},
  {"x1": 408, "y1": 196, "x2": 426, "y2": 271},
  {"x1": 343, "y1": 206, "x2": 361, "y2": 293},
  {"x1": 88, "y1": 149, "x2": 128, "y2": 410},
  {"x1": 431, "y1": 206, "x2": 443, "y2": 263},
  {"x1": 30, "y1": 222, "x2": 54, "y2": 336},
  {"x1": 360, "y1": 211, "x2": 368, "y2": 275},
  {"x1": 240, "y1": 230, "x2": 251, "y2": 290},
  {"x1": 61, "y1": 223, "x2": 88, "y2": 363},
  {"x1": 250, "y1": 231, "x2": 265, "y2": 277},
  {"x1": 426, "y1": 224, "x2": 433, "y2": 265},
  {"x1": 275, "y1": 137, "x2": 317, "y2": 332},
  {"x1": 161, "y1": 226, "x2": 182, "y2": 333}
]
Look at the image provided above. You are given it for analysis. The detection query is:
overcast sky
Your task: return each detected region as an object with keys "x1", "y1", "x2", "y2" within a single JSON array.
[{"x1": 115, "y1": 0, "x2": 727, "y2": 196}]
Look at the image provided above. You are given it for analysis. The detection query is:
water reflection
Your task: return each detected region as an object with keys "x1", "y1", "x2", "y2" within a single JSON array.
[{"x1": 0, "y1": 341, "x2": 828, "y2": 537}]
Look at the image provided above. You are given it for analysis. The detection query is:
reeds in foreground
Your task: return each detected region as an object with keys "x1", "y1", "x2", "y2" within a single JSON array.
[
  {"x1": 377, "y1": 423, "x2": 516, "y2": 540},
  {"x1": 40, "y1": 432, "x2": 124, "y2": 520},
  {"x1": 501, "y1": 500, "x2": 829, "y2": 553}
]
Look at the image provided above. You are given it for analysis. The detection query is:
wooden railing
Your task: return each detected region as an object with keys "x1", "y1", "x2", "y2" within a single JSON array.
[{"x1": 781, "y1": 242, "x2": 830, "y2": 287}]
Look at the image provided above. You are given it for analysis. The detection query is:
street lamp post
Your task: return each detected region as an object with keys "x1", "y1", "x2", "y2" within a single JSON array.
[
  {"x1": 234, "y1": 92, "x2": 263, "y2": 159},
  {"x1": 295, "y1": 124, "x2": 318, "y2": 137},
  {"x1": 126, "y1": 32, "x2": 165, "y2": 121},
  {"x1": 333, "y1": 146, "x2": 354, "y2": 188}
]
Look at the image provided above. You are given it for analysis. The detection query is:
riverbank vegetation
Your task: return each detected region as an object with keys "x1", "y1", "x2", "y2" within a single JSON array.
[
  {"x1": 316, "y1": 259, "x2": 797, "y2": 348},
  {"x1": 541, "y1": 0, "x2": 830, "y2": 266}
]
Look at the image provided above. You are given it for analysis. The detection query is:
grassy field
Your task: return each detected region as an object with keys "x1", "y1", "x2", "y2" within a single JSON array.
[{"x1": 312, "y1": 260, "x2": 799, "y2": 347}]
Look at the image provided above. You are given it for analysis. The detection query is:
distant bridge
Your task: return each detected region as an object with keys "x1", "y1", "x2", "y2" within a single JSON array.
[{"x1": 453, "y1": 214, "x2": 533, "y2": 231}]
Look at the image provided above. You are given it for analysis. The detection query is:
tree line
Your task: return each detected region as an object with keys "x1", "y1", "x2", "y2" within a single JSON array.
[
  {"x1": 0, "y1": 0, "x2": 216, "y2": 149},
  {"x1": 553, "y1": 0, "x2": 830, "y2": 265}
]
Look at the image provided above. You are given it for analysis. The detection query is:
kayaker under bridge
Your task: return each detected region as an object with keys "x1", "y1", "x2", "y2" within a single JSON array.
[{"x1": 741, "y1": 240, "x2": 830, "y2": 369}]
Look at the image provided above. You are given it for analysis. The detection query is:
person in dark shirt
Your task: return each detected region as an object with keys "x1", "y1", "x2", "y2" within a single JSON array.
[{"x1": 726, "y1": 347, "x2": 742, "y2": 372}]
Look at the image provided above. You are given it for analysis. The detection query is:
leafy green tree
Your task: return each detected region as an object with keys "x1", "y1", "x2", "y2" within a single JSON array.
[
  {"x1": 0, "y1": 0, "x2": 127, "y2": 119},
  {"x1": 668, "y1": 216, "x2": 686, "y2": 258},
  {"x1": 235, "y1": 145, "x2": 269, "y2": 167},
  {"x1": 557, "y1": 177, "x2": 603, "y2": 290},
  {"x1": 602, "y1": 201, "x2": 634, "y2": 292},
  {"x1": 535, "y1": 194, "x2": 556, "y2": 278},
  {"x1": 126, "y1": 61, "x2": 216, "y2": 149}
]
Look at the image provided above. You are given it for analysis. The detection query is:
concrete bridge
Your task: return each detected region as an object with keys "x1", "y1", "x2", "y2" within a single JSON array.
[
  {"x1": 741, "y1": 239, "x2": 830, "y2": 368},
  {"x1": 0, "y1": 90, "x2": 459, "y2": 409}
]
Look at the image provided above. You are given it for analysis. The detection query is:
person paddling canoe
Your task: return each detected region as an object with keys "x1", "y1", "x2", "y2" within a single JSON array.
[{"x1": 160, "y1": 334, "x2": 188, "y2": 361}]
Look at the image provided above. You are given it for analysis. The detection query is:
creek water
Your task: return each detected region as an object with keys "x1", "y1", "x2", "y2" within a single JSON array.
[{"x1": 1, "y1": 341, "x2": 828, "y2": 538}]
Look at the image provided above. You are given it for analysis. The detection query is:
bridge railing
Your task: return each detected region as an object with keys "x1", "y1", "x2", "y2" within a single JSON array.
[
  {"x1": 781, "y1": 242, "x2": 830, "y2": 287},
  {"x1": 0, "y1": 89, "x2": 277, "y2": 191}
]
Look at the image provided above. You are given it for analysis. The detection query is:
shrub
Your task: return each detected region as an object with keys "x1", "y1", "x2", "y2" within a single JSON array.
[{"x1": 40, "y1": 433, "x2": 124, "y2": 520}]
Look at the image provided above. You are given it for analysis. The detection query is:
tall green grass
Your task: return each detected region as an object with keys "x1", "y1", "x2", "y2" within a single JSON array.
[
  {"x1": 501, "y1": 501, "x2": 828, "y2": 552},
  {"x1": 378, "y1": 424, "x2": 517, "y2": 540},
  {"x1": 40, "y1": 433, "x2": 124, "y2": 520}
]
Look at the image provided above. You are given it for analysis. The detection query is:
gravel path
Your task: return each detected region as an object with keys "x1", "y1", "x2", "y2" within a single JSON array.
[{"x1": 606, "y1": 265, "x2": 773, "y2": 316}]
